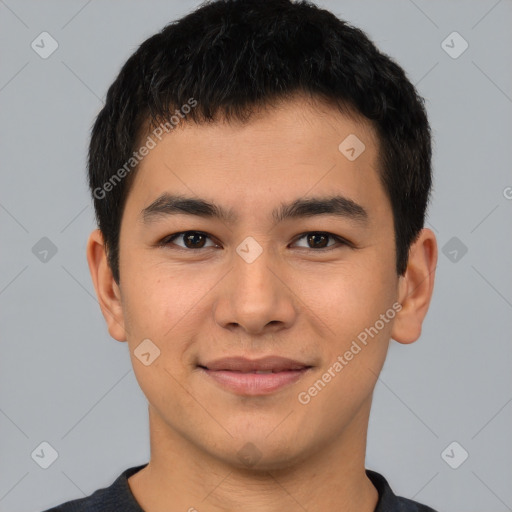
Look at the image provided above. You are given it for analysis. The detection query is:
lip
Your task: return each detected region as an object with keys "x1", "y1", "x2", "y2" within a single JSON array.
[{"x1": 198, "y1": 356, "x2": 313, "y2": 396}]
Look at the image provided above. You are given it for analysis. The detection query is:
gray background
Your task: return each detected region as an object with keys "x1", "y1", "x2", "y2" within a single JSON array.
[{"x1": 1, "y1": 0, "x2": 511, "y2": 511}]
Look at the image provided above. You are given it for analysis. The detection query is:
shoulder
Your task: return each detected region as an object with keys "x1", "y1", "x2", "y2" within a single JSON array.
[
  {"x1": 40, "y1": 464, "x2": 147, "y2": 512},
  {"x1": 366, "y1": 469, "x2": 439, "y2": 512}
]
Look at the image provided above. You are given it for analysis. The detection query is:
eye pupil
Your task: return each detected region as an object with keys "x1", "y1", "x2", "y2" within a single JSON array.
[
  {"x1": 308, "y1": 233, "x2": 328, "y2": 248},
  {"x1": 184, "y1": 232, "x2": 206, "y2": 248}
]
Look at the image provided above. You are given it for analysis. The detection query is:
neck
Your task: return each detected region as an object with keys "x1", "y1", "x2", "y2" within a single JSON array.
[{"x1": 129, "y1": 398, "x2": 379, "y2": 512}]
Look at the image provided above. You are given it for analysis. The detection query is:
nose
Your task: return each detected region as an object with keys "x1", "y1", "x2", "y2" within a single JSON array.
[{"x1": 213, "y1": 242, "x2": 298, "y2": 336}]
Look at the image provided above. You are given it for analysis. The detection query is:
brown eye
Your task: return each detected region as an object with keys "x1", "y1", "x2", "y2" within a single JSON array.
[
  {"x1": 161, "y1": 231, "x2": 217, "y2": 250},
  {"x1": 182, "y1": 232, "x2": 207, "y2": 248},
  {"x1": 292, "y1": 232, "x2": 348, "y2": 250},
  {"x1": 307, "y1": 233, "x2": 329, "y2": 248}
]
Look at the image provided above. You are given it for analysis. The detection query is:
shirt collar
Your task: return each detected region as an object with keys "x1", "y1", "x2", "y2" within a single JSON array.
[{"x1": 119, "y1": 464, "x2": 413, "y2": 512}]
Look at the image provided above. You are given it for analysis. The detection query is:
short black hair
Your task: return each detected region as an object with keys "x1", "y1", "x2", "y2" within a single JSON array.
[{"x1": 88, "y1": 0, "x2": 433, "y2": 285}]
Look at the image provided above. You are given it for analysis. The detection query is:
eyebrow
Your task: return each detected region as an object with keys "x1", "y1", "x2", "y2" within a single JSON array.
[{"x1": 140, "y1": 193, "x2": 369, "y2": 226}]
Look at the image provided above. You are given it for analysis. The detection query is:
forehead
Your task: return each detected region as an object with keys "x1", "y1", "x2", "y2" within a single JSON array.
[{"x1": 124, "y1": 95, "x2": 389, "y2": 229}]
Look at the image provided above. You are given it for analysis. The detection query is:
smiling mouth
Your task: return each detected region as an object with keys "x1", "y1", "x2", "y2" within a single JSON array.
[{"x1": 197, "y1": 357, "x2": 313, "y2": 395}]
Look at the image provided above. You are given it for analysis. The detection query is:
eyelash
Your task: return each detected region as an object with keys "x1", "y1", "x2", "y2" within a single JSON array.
[{"x1": 158, "y1": 231, "x2": 353, "y2": 252}]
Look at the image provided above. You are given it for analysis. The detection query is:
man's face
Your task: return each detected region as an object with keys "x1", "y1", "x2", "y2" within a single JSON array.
[{"x1": 113, "y1": 97, "x2": 400, "y2": 469}]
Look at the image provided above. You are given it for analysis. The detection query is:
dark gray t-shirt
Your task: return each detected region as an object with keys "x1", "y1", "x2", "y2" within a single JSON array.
[{"x1": 42, "y1": 464, "x2": 438, "y2": 511}]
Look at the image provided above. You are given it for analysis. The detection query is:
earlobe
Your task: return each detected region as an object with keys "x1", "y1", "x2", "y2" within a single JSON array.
[
  {"x1": 86, "y1": 229, "x2": 127, "y2": 342},
  {"x1": 391, "y1": 228, "x2": 438, "y2": 345}
]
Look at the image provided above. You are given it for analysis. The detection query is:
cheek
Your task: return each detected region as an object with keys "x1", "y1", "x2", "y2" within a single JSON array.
[
  {"x1": 301, "y1": 255, "x2": 397, "y2": 362},
  {"x1": 121, "y1": 259, "x2": 191, "y2": 337},
  {"x1": 295, "y1": 267, "x2": 396, "y2": 429},
  {"x1": 120, "y1": 260, "x2": 213, "y2": 374}
]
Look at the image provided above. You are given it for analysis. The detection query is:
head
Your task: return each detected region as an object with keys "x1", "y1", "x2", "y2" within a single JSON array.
[{"x1": 87, "y1": 0, "x2": 437, "y2": 471}]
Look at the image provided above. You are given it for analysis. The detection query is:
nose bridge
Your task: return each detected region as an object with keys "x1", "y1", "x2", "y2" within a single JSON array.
[{"x1": 234, "y1": 236, "x2": 280, "y2": 312}]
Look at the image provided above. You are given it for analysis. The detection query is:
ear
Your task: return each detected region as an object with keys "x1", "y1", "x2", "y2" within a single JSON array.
[
  {"x1": 86, "y1": 229, "x2": 127, "y2": 342},
  {"x1": 391, "y1": 228, "x2": 438, "y2": 344}
]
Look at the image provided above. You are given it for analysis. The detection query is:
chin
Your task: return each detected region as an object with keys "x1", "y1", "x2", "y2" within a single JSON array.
[{"x1": 211, "y1": 435, "x2": 309, "y2": 473}]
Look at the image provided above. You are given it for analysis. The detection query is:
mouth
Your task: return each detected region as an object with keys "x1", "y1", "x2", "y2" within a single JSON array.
[{"x1": 197, "y1": 356, "x2": 313, "y2": 396}]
